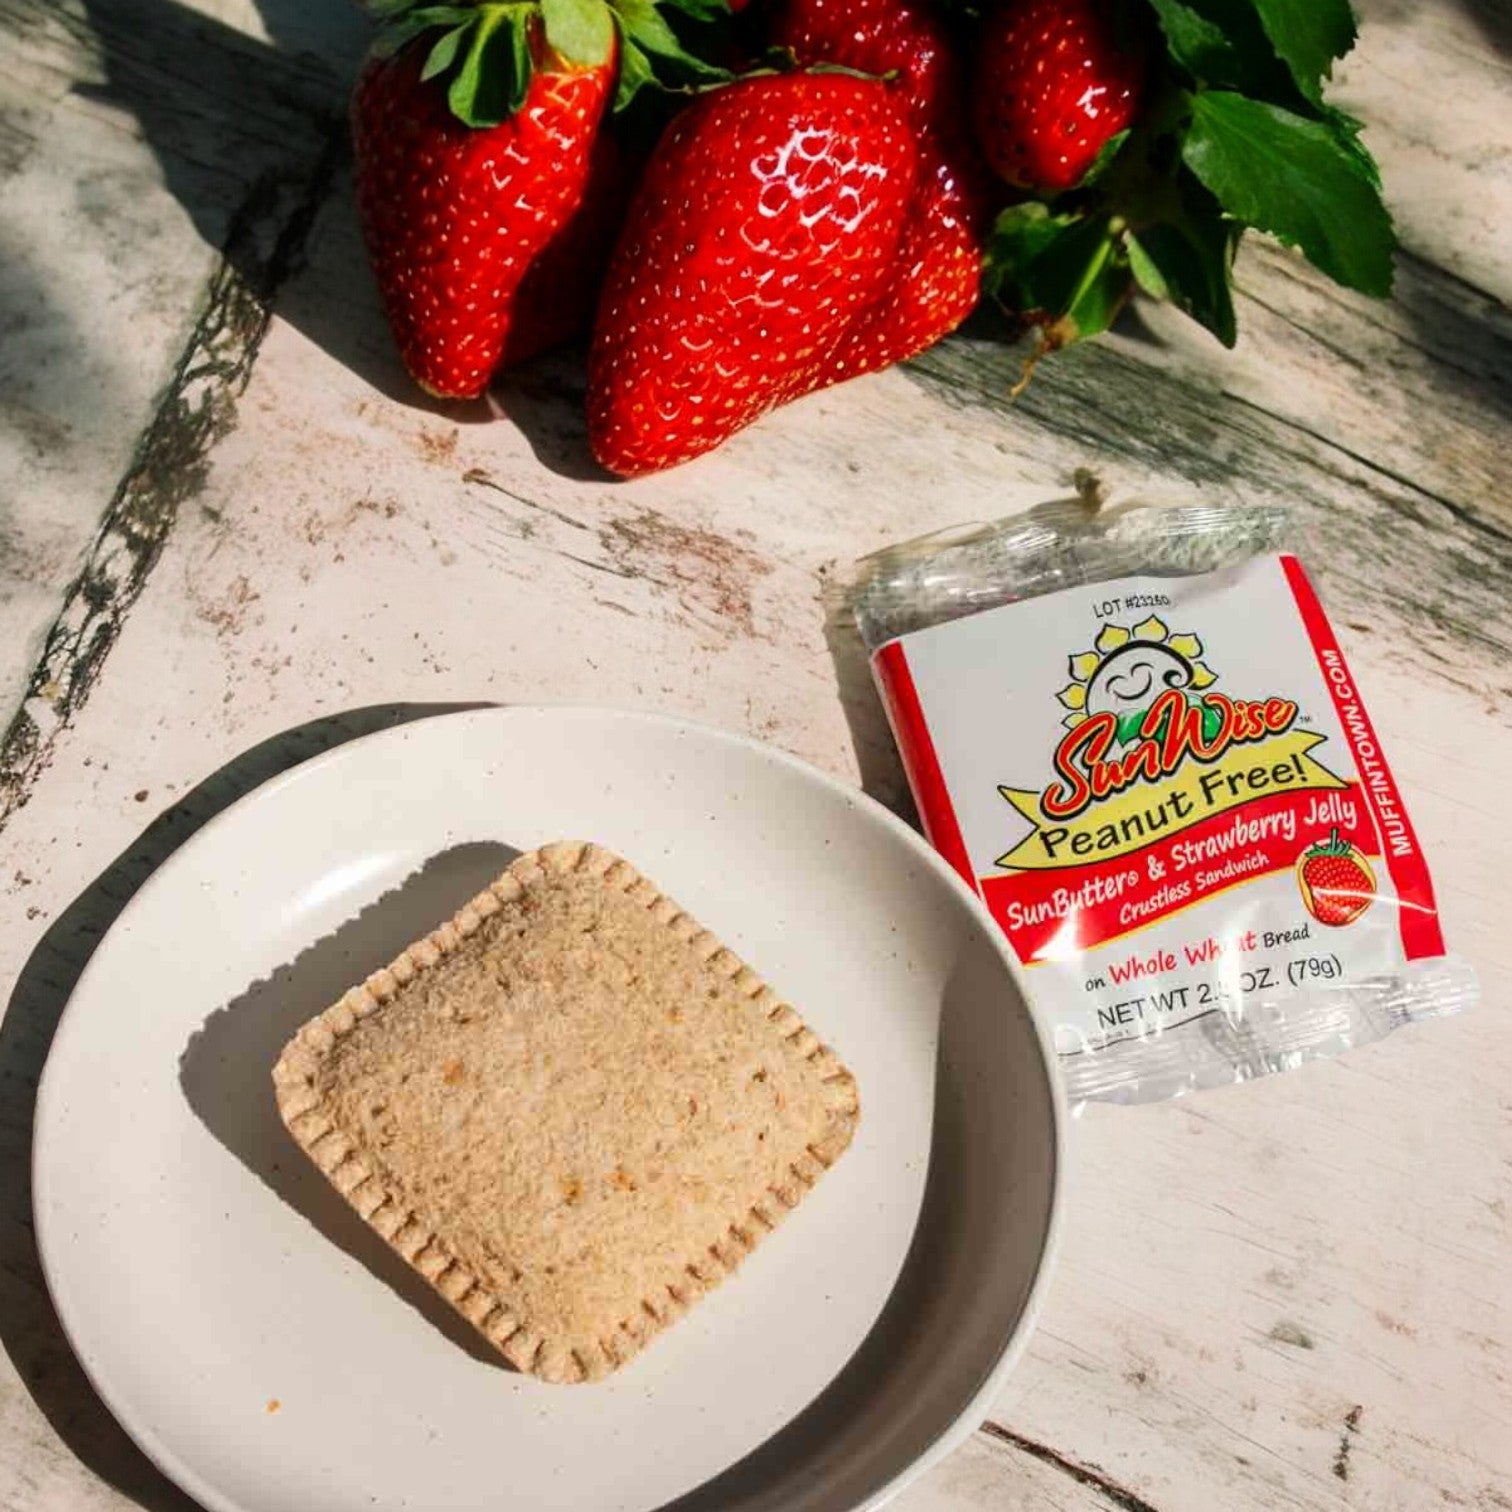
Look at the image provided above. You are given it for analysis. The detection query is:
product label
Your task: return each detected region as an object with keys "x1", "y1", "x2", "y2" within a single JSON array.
[{"x1": 873, "y1": 553, "x2": 1443, "y2": 1056}]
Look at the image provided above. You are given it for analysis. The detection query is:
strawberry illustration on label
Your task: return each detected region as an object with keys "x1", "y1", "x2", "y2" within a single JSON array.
[{"x1": 1297, "y1": 828, "x2": 1376, "y2": 927}]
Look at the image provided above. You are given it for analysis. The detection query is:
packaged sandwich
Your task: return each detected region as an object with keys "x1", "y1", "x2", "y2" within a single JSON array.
[{"x1": 852, "y1": 499, "x2": 1476, "y2": 1103}]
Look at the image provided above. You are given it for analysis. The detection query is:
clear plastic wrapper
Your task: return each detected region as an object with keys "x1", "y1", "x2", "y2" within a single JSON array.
[{"x1": 853, "y1": 499, "x2": 1477, "y2": 1104}]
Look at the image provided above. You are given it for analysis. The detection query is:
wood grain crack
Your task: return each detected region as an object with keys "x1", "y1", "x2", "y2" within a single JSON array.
[
  {"x1": 461, "y1": 468, "x2": 593, "y2": 532},
  {"x1": 979, "y1": 1420, "x2": 1165, "y2": 1512},
  {"x1": 1235, "y1": 289, "x2": 1368, "y2": 372},
  {"x1": 555, "y1": 551, "x2": 656, "y2": 583},
  {"x1": 1218, "y1": 389, "x2": 1512, "y2": 549},
  {"x1": 0, "y1": 133, "x2": 342, "y2": 830}
]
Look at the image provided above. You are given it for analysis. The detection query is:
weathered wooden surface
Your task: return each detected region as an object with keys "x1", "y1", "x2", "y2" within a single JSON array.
[{"x1": 1, "y1": 0, "x2": 1508, "y2": 1509}]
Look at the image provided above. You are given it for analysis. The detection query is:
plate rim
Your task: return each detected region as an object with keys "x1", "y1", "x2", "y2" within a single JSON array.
[{"x1": 32, "y1": 703, "x2": 1067, "y2": 1512}]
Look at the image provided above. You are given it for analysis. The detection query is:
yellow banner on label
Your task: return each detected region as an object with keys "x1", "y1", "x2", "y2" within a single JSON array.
[{"x1": 996, "y1": 730, "x2": 1346, "y2": 871}]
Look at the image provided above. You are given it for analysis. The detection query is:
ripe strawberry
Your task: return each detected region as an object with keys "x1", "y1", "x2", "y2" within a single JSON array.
[
  {"x1": 587, "y1": 72, "x2": 918, "y2": 476},
  {"x1": 769, "y1": 0, "x2": 995, "y2": 381},
  {"x1": 972, "y1": 0, "x2": 1148, "y2": 193},
  {"x1": 502, "y1": 126, "x2": 640, "y2": 367},
  {"x1": 1298, "y1": 829, "x2": 1375, "y2": 928},
  {"x1": 769, "y1": 0, "x2": 959, "y2": 136},
  {"x1": 352, "y1": 17, "x2": 615, "y2": 399}
]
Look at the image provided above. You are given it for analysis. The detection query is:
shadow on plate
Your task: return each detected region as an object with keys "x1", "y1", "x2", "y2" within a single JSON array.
[
  {"x1": 0, "y1": 702, "x2": 482, "y2": 1512},
  {"x1": 179, "y1": 840, "x2": 520, "y2": 1369},
  {"x1": 660, "y1": 930, "x2": 1057, "y2": 1512}
]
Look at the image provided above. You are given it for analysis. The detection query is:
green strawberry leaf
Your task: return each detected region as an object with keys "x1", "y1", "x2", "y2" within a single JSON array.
[
  {"x1": 610, "y1": 0, "x2": 732, "y2": 111},
  {"x1": 1055, "y1": 235, "x2": 1130, "y2": 344},
  {"x1": 448, "y1": 4, "x2": 529, "y2": 126},
  {"x1": 1126, "y1": 200, "x2": 1240, "y2": 346},
  {"x1": 371, "y1": 5, "x2": 476, "y2": 57},
  {"x1": 1143, "y1": 0, "x2": 1249, "y2": 88},
  {"x1": 984, "y1": 204, "x2": 1081, "y2": 291},
  {"x1": 1319, "y1": 102, "x2": 1382, "y2": 188},
  {"x1": 654, "y1": 0, "x2": 730, "y2": 20},
  {"x1": 420, "y1": 20, "x2": 471, "y2": 81},
  {"x1": 614, "y1": 0, "x2": 726, "y2": 71},
  {"x1": 1142, "y1": 0, "x2": 1304, "y2": 104},
  {"x1": 506, "y1": 9, "x2": 536, "y2": 113},
  {"x1": 612, "y1": 0, "x2": 675, "y2": 55},
  {"x1": 1081, "y1": 129, "x2": 1133, "y2": 188},
  {"x1": 541, "y1": 0, "x2": 615, "y2": 66},
  {"x1": 612, "y1": 32, "x2": 659, "y2": 109},
  {"x1": 1246, "y1": 0, "x2": 1356, "y2": 105},
  {"x1": 372, "y1": 0, "x2": 735, "y2": 122},
  {"x1": 1182, "y1": 90, "x2": 1395, "y2": 296},
  {"x1": 985, "y1": 205, "x2": 1131, "y2": 346}
]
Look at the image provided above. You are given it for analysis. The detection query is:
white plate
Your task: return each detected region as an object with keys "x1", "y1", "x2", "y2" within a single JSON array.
[{"x1": 34, "y1": 707, "x2": 1063, "y2": 1512}]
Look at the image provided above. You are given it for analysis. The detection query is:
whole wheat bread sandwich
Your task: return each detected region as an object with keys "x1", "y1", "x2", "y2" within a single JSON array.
[{"x1": 273, "y1": 841, "x2": 859, "y2": 1384}]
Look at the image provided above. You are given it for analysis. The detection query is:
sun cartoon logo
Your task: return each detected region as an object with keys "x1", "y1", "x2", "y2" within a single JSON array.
[{"x1": 1057, "y1": 615, "x2": 1219, "y2": 745}]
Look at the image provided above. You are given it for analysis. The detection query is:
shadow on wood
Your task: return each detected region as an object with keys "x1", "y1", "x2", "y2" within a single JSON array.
[
  {"x1": 1390, "y1": 250, "x2": 1512, "y2": 436},
  {"x1": 0, "y1": 702, "x2": 483, "y2": 1512},
  {"x1": 61, "y1": 0, "x2": 618, "y2": 464},
  {"x1": 1456, "y1": 0, "x2": 1512, "y2": 54},
  {"x1": 819, "y1": 574, "x2": 914, "y2": 821},
  {"x1": 487, "y1": 343, "x2": 619, "y2": 483},
  {"x1": 65, "y1": 0, "x2": 428, "y2": 406}
]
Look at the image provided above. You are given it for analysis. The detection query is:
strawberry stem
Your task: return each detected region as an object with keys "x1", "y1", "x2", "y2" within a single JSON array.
[{"x1": 1306, "y1": 825, "x2": 1353, "y2": 858}]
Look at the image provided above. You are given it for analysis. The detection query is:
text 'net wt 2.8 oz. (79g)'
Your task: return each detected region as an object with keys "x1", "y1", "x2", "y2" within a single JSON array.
[{"x1": 852, "y1": 500, "x2": 1478, "y2": 1104}]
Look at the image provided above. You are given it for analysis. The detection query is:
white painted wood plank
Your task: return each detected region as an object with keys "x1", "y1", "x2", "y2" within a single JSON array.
[
  {"x1": 0, "y1": 0, "x2": 361, "y2": 718},
  {"x1": 1340, "y1": 0, "x2": 1512, "y2": 302}
]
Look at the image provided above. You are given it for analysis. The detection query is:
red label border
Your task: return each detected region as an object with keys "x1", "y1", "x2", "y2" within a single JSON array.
[{"x1": 1280, "y1": 555, "x2": 1444, "y2": 960}]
